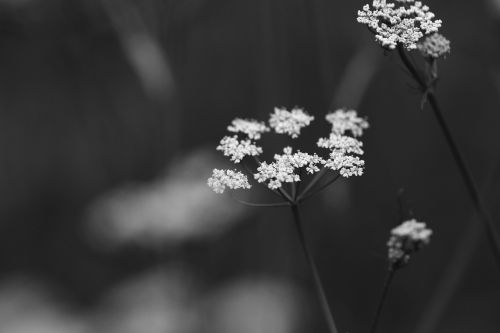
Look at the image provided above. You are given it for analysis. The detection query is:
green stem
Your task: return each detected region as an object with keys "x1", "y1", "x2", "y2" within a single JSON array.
[
  {"x1": 369, "y1": 268, "x2": 396, "y2": 333},
  {"x1": 290, "y1": 204, "x2": 339, "y2": 333},
  {"x1": 397, "y1": 46, "x2": 500, "y2": 268}
]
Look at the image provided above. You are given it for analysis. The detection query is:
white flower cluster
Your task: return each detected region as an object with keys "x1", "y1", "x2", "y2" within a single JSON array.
[
  {"x1": 254, "y1": 147, "x2": 325, "y2": 190},
  {"x1": 269, "y1": 107, "x2": 314, "y2": 138},
  {"x1": 387, "y1": 219, "x2": 432, "y2": 266},
  {"x1": 417, "y1": 33, "x2": 450, "y2": 59},
  {"x1": 227, "y1": 118, "x2": 270, "y2": 140},
  {"x1": 208, "y1": 169, "x2": 251, "y2": 194},
  {"x1": 317, "y1": 133, "x2": 365, "y2": 177},
  {"x1": 216, "y1": 135, "x2": 263, "y2": 163},
  {"x1": 357, "y1": 0, "x2": 442, "y2": 51},
  {"x1": 326, "y1": 109, "x2": 369, "y2": 137},
  {"x1": 208, "y1": 107, "x2": 368, "y2": 193}
]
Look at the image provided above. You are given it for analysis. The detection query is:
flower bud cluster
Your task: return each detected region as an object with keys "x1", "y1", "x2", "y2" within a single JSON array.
[{"x1": 387, "y1": 219, "x2": 432, "y2": 267}]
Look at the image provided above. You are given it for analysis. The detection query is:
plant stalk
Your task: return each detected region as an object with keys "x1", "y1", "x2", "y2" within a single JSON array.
[
  {"x1": 369, "y1": 268, "x2": 396, "y2": 333},
  {"x1": 397, "y1": 46, "x2": 500, "y2": 267},
  {"x1": 290, "y1": 204, "x2": 339, "y2": 333}
]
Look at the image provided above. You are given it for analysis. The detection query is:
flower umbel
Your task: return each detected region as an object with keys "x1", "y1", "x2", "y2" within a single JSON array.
[
  {"x1": 326, "y1": 109, "x2": 369, "y2": 137},
  {"x1": 417, "y1": 33, "x2": 451, "y2": 59},
  {"x1": 357, "y1": 0, "x2": 442, "y2": 51},
  {"x1": 208, "y1": 107, "x2": 368, "y2": 200},
  {"x1": 254, "y1": 147, "x2": 325, "y2": 190},
  {"x1": 216, "y1": 135, "x2": 263, "y2": 163},
  {"x1": 387, "y1": 219, "x2": 432, "y2": 267},
  {"x1": 269, "y1": 107, "x2": 314, "y2": 138},
  {"x1": 207, "y1": 169, "x2": 251, "y2": 194},
  {"x1": 227, "y1": 118, "x2": 270, "y2": 140}
]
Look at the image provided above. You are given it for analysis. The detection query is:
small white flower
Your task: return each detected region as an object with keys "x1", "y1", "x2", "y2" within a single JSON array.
[
  {"x1": 227, "y1": 118, "x2": 270, "y2": 140},
  {"x1": 325, "y1": 109, "x2": 369, "y2": 137},
  {"x1": 417, "y1": 33, "x2": 451, "y2": 59},
  {"x1": 357, "y1": 0, "x2": 442, "y2": 51},
  {"x1": 269, "y1": 107, "x2": 314, "y2": 138},
  {"x1": 387, "y1": 219, "x2": 432, "y2": 266},
  {"x1": 317, "y1": 134, "x2": 366, "y2": 177},
  {"x1": 208, "y1": 169, "x2": 251, "y2": 194},
  {"x1": 317, "y1": 134, "x2": 364, "y2": 155},
  {"x1": 324, "y1": 153, "x2": 365, "y2": 177},
  {"x1": 216, "y1": 136, "x2": 263, "y2": 163},
  {"x1": 254, "y1": 147, "x2": 324, "y2": 190}
]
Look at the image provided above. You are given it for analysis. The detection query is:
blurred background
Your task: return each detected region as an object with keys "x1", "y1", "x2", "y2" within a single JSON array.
[{"x1": 1, "y1": 0, "x2": 500, "y2": 332}]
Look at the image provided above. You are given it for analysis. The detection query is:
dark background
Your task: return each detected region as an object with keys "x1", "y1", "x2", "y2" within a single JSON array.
[{"x1": 0, "y1": 0, "x2": 500, "y2": 332}]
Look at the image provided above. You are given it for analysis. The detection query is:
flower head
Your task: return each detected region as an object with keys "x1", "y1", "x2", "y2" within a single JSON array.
[
  {"x1": 227, "y1": 118, "x2": 270, "y2": 140},
  {"x1": 208, "y1": 169, "x2": 251, "y2": 193},
  {"x1": 210, "y1": 107, "x2": 369, "y2": 193},
  {"x1": 269, "y1": 107, "x2": 314, "y2": 138},
  {"x1": 317, "y1": 134, "x2": 365, "y2": 177},
  {"x1": 357, "y1": 0, "x2": 442, "y2": 51},
  {"x1": 216, "y1": 136, "x2": 263, "y2": 163},
  {"x1": 254, "y1": 147, "x2": 325, "y2": 190},
  {"x1": 326, "y1": 109, "x2": 369, "y2": 137},
  {"x1": 417, "y1": 33, "x2": 451, "y2": 59},
  {"x1": 387, "y1": 219, "x2": 432, "y2": 267}
]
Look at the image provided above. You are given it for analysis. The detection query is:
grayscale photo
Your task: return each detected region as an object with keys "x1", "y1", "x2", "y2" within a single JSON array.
[{"x1": 0, "y1": 0, "x2": 499, "y2": 332}]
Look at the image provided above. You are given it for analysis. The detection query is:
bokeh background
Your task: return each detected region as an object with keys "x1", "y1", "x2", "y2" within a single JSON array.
[{"x1": 1, "y1": 0, "x2": 500, "y2": 332}]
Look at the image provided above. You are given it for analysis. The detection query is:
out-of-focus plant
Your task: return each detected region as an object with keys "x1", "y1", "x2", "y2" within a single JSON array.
[
  {"x1": 357, "y1": 0, "x2": 500, "y2": 268},
  {"x1": 369, "y1": 218, "x2": 433, "y2": 333},
  {"x1": 207, "y1": 107, "x2": 369, "y2": 333}
]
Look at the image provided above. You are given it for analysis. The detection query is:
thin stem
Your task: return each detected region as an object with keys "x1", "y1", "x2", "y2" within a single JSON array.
[
  {"x1": 298, "y1": 173, "x2": 341, "y2": 203},
  {"x1": 397, "y1": 46, "x2": 500, "y2": 267},
  {"x1": 297, "y1": 168, "x2": 328, "y2": 201},
  {"x1": 231, "y1": 196, "x2": 290, "y2": 207},
  {"x1": 369, "y1": 268, "x2": 396, "y2": 333},
  {"x1": 277, "y1": 187, "x2": 295, "y2": 204},
  {"x1": 290, "y1": 204, "x2": 339, "y2": 333},
  {"x1": 414, "y1": 158, "x2": 500, "y2": 333}
]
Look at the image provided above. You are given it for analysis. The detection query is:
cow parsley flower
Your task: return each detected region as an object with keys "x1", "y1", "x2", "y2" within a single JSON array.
[
  {"x1": 324, "y1": 153, "x2": 365, "y2": 177},
  {"x1": 269, "y1": 107, "x2": 314, "y2": 138},
  {"x1": 317, "y1": 134, "x2": 365, "y2": 177},
  {"x1": 417, "y1": 33, "x2": 451, "y2": 59},
  {"x1": 325, "y1": 109, "x2": 369, "y2": 137},
  {"x1": 227, "y1": 118, "x2": 270, "y2": 140},
  {"x1": 317, "y1": 134, "x2": 364, "y2": 155},
  {"x1": 357, "y1": 0, "x2": 442, "y2": 51},
  {"x1": 254, "y1": 147, "x2": 325, "y2": 190},
  {"x1": 209, "y1": 107, "x2": 369, "y2": 194},
  {"x1": 208, "y1": 169, "x2": 252, "y2": 194},
  {"x1": 387, "y1": 219, "x2": 432, "y2": 266},
  {"x1": 217, "y1": 136, "x2": 263, "y2": 163}
]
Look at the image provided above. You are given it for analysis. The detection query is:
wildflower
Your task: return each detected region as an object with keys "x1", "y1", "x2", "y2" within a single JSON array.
[
  {"x1": 417, "y1": 33, "x2": 451, "y2": 59},
  {"x1": 357, "y1": 0, "x2": 442, "y2": 51},
  {"x1": 387, "y1": 219, "x2": 432, "y2": 267},
  {"x1": 216, "y1": 136, "x2": 263, "y2": 163},
  {"x1": 208, "y1": 169, "x2": 251, "y2": 194},
  {"x1": 326, "y1": 109, "x2": 369, "y2": 137},
  {"x1": 210, "y1": 107, "x2": 368, "y2": 193},
  {"x1": 254, "y1": 147, "x2": 325, "y2": 190},
  {"x1": 324, "y1": 153, "x2": 365, "y2": 177},
  {"x1": 269, "y1": 107, "x2": 314, "y2": 138},
  {"x1": 317, "y1": 134, "x2": 366, "y2": 177},
  {"x1": 317, "y1": 134, "x2": 364, "y2": 155},
  {"x1": 227, "y1": 118, "x2": 270, "y2": 140}
]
